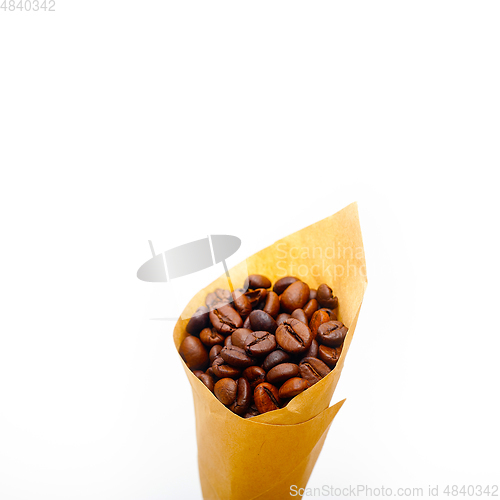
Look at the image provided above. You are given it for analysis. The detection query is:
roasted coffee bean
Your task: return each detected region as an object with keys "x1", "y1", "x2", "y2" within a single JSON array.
[
  {"x1": 303, "y1": 299, "x2": 319, "y2": 320},
  {"x1": 320, "y1": 307, "x2": 338, "y2": 321},
  {"x1": 179, "y1": 335, "x2": 209, "y2": 371},
  {"x1": 197, "y1": 373, "x2": 215, "y2": 392},
  {"x1": 181, "y1": 273, "x2": 346, "y2": 416},
  {"x1": 263, "y1": 291, "x2": 280, "y2": 318},
  {"x1": 243, "y1": 406, "x2": 260, "y2": 418},
  {"x1": 291, "y1": 308, "x2": 308, "y2": 324},
  {"x1": 211, "y1": 357, "x2": 241, "y2": 379},
  {"x1": 249, "y1": 310, "x2": 278, "y2": 333},
  {"x1": 275, "y1": 318, "x2": 313, "y2": 354},
  {"x1": 199, "y1": 327, "x2": 225, "y2": 347},
  {"x1": 244, "y1": 288, "x2": 268, "y2": 307},
  {"x1": 279, "y1": 377, "x2": 309, "y2": 399},
  {"x1": 266, "y1": 363, "x2": 300, "y2": 385},
  {"x1": 254, "y1": 382, "x2": 281, "y2": 413},
  {"x1": 276, "y1": 313, "x2": 291, "y2": 326},
  {"x1": 299, "y1": 357, "x2": 331, "y2": 386},
  {"x1": 280, "y1": 281, "x2": 310, "y2": 313},
  {"x1": 209, "y1": 345, "x2": 223, "y2": 363},
  {"x1": 245, "y1": 274, "x2": 272, "y2": 290},
  {"x1": 304, "y1": 339, "x2": 319, "y2": 358},
  {"x1": 206, "y1": 288, "x2": 232, "y2": 309},
  {"x1": 316, "y1": 321, "x2": 348, "y2": 347},
  {"x1": 210, "y1": 304, "x2": 243, "y2": 335},
  {"x1": 186, "y1": 306, "x2": 209, "y2": 335},
  {"x1": 231, "y1": 290, "x2": 252, "y2": 318},
  {"x1": 220, "y1": 346, "x2": 255, "y2": 368},
  {"x1": 316, "y1": 284, "x2": 339, "y2": 310},
  {"x1": 231, "y1": 328, "x2": 254, "y2": 349},
  {"x1": 242, "y1": 366, "x2": 266, "y2": 389},
  {"x1": 229, "y1": 377, "x2": 252, "y2": 415},
  {"x1": 262, "y1": 349, "x2": 291, "y2": 371},
  {"x1": 245, "y1": 331, "x2": 277, "y2": 357},
  {"x1": 273, "y1": 276, "x2": 299, "y2": 295},
  {"x1": 318, "y1": 345, "x2": 342, "y2": 368},
  {"x1": 214, "y1": 378, "x2": 237, "y2": 406},
  {"x1": 309, "y1": 309, "x2": 333, "y2": 337}
]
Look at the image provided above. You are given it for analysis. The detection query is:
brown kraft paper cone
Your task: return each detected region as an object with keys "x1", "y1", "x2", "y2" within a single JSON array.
[{"x1": 173, "y1": 202, "x2": 367, "y2": 499}]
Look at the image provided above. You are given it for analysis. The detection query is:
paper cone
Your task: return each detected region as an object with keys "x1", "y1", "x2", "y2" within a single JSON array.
[{"x1": 173, "y1": 202, "x2": 367, "y2": 499}]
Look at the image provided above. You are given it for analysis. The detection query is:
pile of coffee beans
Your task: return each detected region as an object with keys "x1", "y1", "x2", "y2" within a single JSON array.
[{"x1": 179, "y1": 275, "x2": 348, "y2": 418}]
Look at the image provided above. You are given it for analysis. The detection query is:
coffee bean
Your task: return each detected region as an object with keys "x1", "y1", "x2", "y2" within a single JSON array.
[
  {"x1": 231, "y1": 290, "x2": 252, "y2": 318},
  {"x1": 319, "y1": 307, "x2": 338, "y2": 321},
  {"x1": 273, "y1": 276, "x2": 299, "y2": 295},
  {"x1": 266, "y1": 363, "x2": 300, "y2": 385},
  {"x1": 242, "y1": 366, "x2": 266, "y2": 389},
  {"x1": 309, "y1": 309, "x2": 333, "y2": 337},
  {"x1": 214, "y1": 378, "x2": 237, "y2": 405},
  {"x1": 179, "y1": 335, "x2": 209, "y2": 371},
  {"x1": 199, "y1": 327, "x2": 225, "y2": 347},
  {"x1": 299, "y1": 357, "x2": 331, "y2": 386},
  {"x1": 245, "y1": 331, "x2": 277, "y2": 357},
  {"x1": 254, "y1": 382, "x2": 281, "y2": 413},
  {"x1": 249, "y1": 310, "x2": 278, "y2": 333},
  {"x1": 304, "y1": 339, "x2": 319, "y2": 358},
  {"x1": 316, "y1": 321, "x2": 348, "y2": 347},
  {"x1": 303, "y1": 299, "x2": 319, "y2": 320},
  {"x1": 291, "y1": 308, "x2": 308, "y2": 324},
  {"x1": 244, "y1": 288, "x2": 268, "y2": 307},
  {"x1": 229, "y1": 377, "x2": 252, "y2": 415},
  {"x1": 206, "y1": 288, "x2": 231, "y2": 310},
  {"x1": 279, "y1": 377, "x2": 309, "y2": 399},
  {"x1": 220, "y1": 346, "x2": 255, "y2": 368},
  {"x1": 197, "y1": 373, "x2": 215, "y2": 392},
  {"x1": 276, "y1": 313, "x2": 291, "y2": 326},
  {"x1": 186, "y1": 306, "x2": 209, "y2": 335},
  {"x1": 245, "y1": 274, "x2": 272, "y2": 290},
  {"x1": 275, "y1": 318, "x2": 313, "y2": 354},
  {"x1": 210, "y1": 304, "x2": 243, "y2": 335},
  {"x1": 262, "y1": 349, "x2": 291, "y2": 371},
  {"x1": 243, "y1": 406, "x2": 260, "y2": 418},
  {"x1": 280, "y1": 281, "x2": 310, "y2": 313},
  {"x1": 317, "y1": 284, "x2": 338, "y2": 309},
  {"x1": 231, "y1": 328, "x2": 254, "y2": 349},
  {"x1": 211, "y1": 357, "x2": 241, "y2": 379},
  {"x1": 263, "y1": 291, "x2": 280, "y2": 318},
  {"x1": 209, "y1": 345, "x2": 222, "y2": 364},
  {"x1": 318, "y1": 344, "x2": 342, "y2": 368},
  {"x1": 181, "y1": 273, "x2": 346, "y2": 416}
]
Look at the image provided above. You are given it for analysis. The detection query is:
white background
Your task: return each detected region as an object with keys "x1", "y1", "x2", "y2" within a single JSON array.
[{"x1": 1, "y1": 2, "x2": 499, "y2": 499}]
